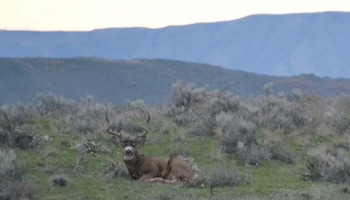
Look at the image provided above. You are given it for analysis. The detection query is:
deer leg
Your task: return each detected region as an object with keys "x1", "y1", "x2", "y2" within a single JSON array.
[
  {"x1": 139, "y1": 174, "x2": 165, "y2": 183},
  {"x1": 148, "y1": 177, "x2": 166, "y2": 183},
  {"x1": 139, "y1": 174, "x2": 178, "y2": 184},
  {"x1": 163, "y1": 179, "x2": 178, "y2": 184},
  {"x1": 148, "y1": 177, "x2": 178, "y2": 184},
  {"x1": 163, "y1": 173, "x2": 179, "y2": 184},
  {"x1": 139, "y1": 174, "x2": 153, "y2": 181}
]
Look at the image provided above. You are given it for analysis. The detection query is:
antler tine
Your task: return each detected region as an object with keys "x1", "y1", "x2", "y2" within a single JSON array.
[
  {"x1": 105, "y1": 105, "x2": 122, "y2": 137},
  {"x1": 135, "y1": 107, "x2": 150, "y2": 126},
  {"x1": 135, "y1": 123, "x2": 149, "y2": 139},
  {"x1": 107, "y1": 125, "x2": 122, "y2": 137},
  {"x1": 133, "y1": 107, "x2": 150, "y2": 140},
  {"x1": 105, "y1": 104, "x2": 111, "y2": 126}
]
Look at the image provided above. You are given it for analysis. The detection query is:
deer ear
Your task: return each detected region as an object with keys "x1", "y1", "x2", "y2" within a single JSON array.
[
  {"x1": 135, "y1": 135, "x2": 147, "y2": 145},
  {"x1": 112, "y1": 136, "x2": 123, "y2": 146}
]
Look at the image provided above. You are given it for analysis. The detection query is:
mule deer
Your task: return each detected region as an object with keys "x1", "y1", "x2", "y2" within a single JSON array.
[{"x1": 105, "y1": 107, "x2": 197, "y2": 184}]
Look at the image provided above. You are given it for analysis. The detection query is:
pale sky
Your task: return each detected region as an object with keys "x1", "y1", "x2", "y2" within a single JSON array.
[{"x1": 1, "y1": 0, "x2": 350, "y2": 31}]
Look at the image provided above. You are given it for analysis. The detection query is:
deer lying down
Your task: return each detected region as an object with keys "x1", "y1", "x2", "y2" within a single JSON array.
[{"x1": 106, "y1": 108, "x2": 198, "y2": 184}]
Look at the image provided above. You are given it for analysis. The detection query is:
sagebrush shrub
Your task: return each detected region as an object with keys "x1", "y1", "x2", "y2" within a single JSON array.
[
  {"x1": 215, "y1": 113, "x2": 272, "y2": 164},
  {"x1": 170, "y1": 80, "x2": 210, "y2": 111},
  {"x1": 0, "y1": 149, "x2": 17, "y2": 179},
  {"x1": 236, "y1": 143, "x2": 271, "y2": 165},
  {"x1": 207, "y1": 164, "x2": 251, "y2": 187},
  {"x1": 328, "y1": 96, "x2": 350, "y2": 134},
  {"x1": 270, "y1": 145, "x2": 295, "y2": 164},
  {"x1": 1, "y1": 180, "x2": 39, "y2": 200},
  {"x1": 170, "y1": 80, "x2": 212, "y2": 125},
  {"x1": 0, "y1": 104, "x2": 37, "y2": 149},
  {"x1": 217, "y1": 113, "x2": 257, "y2": 151},
  {"x1": 14, "y1": 125, "x2": 38, "y2": 149},
  {"x1": 75, "y1": 118, "x2": 97, "y2": 136},
  {"x1": 264, "y1": 82, "x2": 274, "y2": 98},
  {"x1": 169, "y1": 81, "x2": 257, "y2": 137},
  {"x1": 254, "y1": 96, "x2": 310, "y2": 134},
  {"x1": 75, "y1": 99, "x2": 106, "y2": 134},
  {"x1": 102, "y1": 158, "x2": 129, "y2": 179},
  {"x1": 305, "y1": 148, "x2": 350, "y2": 183},
  {"x1": 199, "y1": 94, "x2": 250, "y2": 135},
  {"x1": 0, "y1": 149, "x2": 26, "y2": 181},
  {"x1": 36, "y1": 92, "x2": 77, "y2": 117}
]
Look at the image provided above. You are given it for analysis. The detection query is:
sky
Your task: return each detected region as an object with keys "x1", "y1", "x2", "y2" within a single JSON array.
[{"x1": 1, "y1": 0, "x2": 350, "y2": 31}]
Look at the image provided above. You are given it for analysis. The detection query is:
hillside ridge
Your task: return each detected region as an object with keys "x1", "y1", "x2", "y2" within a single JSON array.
[
  {"x1": 1, "y1": 57, "x2": 350, "y2": 104},
  {"x1": 1, "y1": 12, "x2": 350, "y2": 78}
]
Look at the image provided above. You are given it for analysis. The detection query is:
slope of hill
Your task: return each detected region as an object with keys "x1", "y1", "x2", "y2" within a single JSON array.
[
  {"x1": 1, "y1": 57, "x2": 349, "y2": 104},
  {"x1": 1, "y1": 12, "x2": 350, "y2": 78}
]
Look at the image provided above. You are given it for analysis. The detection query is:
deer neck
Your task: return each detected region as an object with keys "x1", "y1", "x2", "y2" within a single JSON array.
[{"x1": 124, "y1": 152, "x2": 145, "y2": 180}]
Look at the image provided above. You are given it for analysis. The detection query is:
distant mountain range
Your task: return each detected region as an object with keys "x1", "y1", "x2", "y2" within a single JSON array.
[
  {"x1": 1, "y1": 58, "x2": 349, "y2": 104},
  {"x1": 1, "y1": 12, "x2": 349, "y2": 78}
]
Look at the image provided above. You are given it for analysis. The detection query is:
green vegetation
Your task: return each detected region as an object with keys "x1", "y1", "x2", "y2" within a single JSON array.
[{"x1": 1, "y1": 82, "x2": 350, "y2": 199}]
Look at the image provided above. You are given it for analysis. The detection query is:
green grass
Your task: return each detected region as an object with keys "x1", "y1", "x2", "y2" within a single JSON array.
[{"x1": 12, "y1": 118, "x2": 350, "y2": 200}]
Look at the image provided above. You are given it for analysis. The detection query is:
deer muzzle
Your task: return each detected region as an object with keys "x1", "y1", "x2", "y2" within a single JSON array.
[{"x1": 124, "y1": 146, "x2": 133, "y2": 156}]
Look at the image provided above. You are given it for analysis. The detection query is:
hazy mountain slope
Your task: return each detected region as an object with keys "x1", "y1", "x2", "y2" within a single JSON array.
[
  {"x1": 1, "y1": 58, "x2": 349, "y2": 104},
  {"x1": 1, "y1": 12, "x2": 350, "y2": 78}
]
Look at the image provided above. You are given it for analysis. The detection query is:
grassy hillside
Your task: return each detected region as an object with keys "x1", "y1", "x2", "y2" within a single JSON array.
[
  {"x1": 1, "y1": 84, "x2": 350, "y2": 199},
  {"x1": 1, "y1": 57, "x2": 350, "y2": 105}
]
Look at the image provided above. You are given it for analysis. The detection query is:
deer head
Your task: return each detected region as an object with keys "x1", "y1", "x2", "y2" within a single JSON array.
[{"x1": 105, "y1": 107, "x2": 150, "y2": 161}]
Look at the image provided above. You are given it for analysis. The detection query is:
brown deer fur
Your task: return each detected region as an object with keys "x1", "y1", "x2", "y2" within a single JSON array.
[
  {"x1": 106, "y1": 107, "x2": 197, "y2": 184},
  {"x1": 164, "y1": 156, "x2": 197, "y2": 182}
]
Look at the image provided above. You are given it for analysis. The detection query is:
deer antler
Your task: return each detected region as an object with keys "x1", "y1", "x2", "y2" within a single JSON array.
[
  {"x1": 135, "y1": 123, "x2": 149, "y2": 140},
  {"x1": 107, "y1": 124, "x2": 121, "y2": 137},
  {"x1": 135, "y1": 107, "x2": 150, "y2": 126},
  {"x1": 134, "y1": 107, "x2": 150, "y2": 140},
  {"x1": 105, "y1": 106, "x2": 150, "y2": 139},
  {"x1": 105, "y1": 105, "x2": 122, "y2": 137}
]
